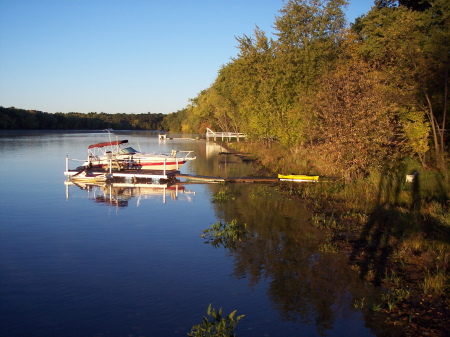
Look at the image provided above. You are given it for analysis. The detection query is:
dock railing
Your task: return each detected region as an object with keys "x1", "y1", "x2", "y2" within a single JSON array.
[
  {"x1": 206, "y1": 128, "x2": 246, "y2": 141},
  {"x1": 65, "y1": 155, "x2": 171, "y2": 179}
]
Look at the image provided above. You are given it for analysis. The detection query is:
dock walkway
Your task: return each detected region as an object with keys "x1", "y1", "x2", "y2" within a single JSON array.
[
  {"x1": 65, "y1": 169, "x2": 279, "y2": 184},
  {"x1": 65, "y1": 168, "x2": 179, "y2": 181},
  {"x1": 206, "y1": 128, "x2": 246, "y2": 141},
  {"x1": 175, "y1": 173, "x2": 278, "y2": 183}
]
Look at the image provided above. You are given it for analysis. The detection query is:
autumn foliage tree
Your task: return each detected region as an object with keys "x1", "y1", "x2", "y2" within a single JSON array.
[
  {"x1": 308, "y1": 60, "x2": 402, "y2": 180},
  {"x1": 174, "y1": 0, "x2": 448, "y2": 179}
]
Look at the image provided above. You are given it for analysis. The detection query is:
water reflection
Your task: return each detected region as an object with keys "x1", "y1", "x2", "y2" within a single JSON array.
[
  {"x1": 205, "y1": 184, "x2": 390, "y2": 336},
  {"x1": 65, "y1": 180, "x2": 196, "y2": 206},
  {"x1": 0, "y1": 131, "x2": 399, "y2": 336}
]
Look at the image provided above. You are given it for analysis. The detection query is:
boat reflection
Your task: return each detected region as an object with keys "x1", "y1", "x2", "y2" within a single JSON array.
[{"x1": 65, "y1": 180, "x2": 196, "y2": 206}]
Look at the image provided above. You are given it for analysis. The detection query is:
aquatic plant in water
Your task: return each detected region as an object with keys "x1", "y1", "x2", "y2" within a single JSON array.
[
  {"x1": 201, "y1": 219, "x2": 247, "y2": 251},
  {"x1": 212, "y1": 187, "x2": 238, "y2": 203},
  {"x1": 188, "y1": 304, "x2": 244, "y2": 337}
]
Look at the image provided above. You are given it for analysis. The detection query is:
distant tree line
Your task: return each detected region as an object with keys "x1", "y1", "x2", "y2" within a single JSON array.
[
  {"x1": 169, "y1": 0, "x2": 448, "y2": 179},
  {"x1": 161, "y1": 108, "x2": 188, "y2": 132},
  {"x1": 0, "y1": 106, "x2": 166, "y2": 130}
]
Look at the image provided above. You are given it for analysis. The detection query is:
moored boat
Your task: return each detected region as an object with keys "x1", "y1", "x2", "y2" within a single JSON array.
[
  {"x1": 81, "y1": 139, "x2": 196, "y2": 171},
  {"x1": 278, "y1": 174, "x2": 319, "y2": 182}
]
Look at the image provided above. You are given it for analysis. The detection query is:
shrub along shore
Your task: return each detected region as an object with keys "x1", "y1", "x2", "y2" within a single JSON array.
[{"x1": 226, "y1": 141, "x2": 449, "y2": 337}]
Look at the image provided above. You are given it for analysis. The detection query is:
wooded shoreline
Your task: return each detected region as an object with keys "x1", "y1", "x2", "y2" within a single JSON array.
[{"x1": 225, "y1": 140, "x2": 449, "y2": 337}]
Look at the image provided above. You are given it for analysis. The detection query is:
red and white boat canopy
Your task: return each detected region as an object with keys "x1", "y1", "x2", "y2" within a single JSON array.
[{"x1": 88, "y1": 140, "x2": 128, "y2": 149}]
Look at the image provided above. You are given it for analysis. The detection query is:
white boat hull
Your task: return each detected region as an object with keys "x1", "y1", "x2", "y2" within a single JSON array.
[{"x1": 84, "y1": 156, "x2": 187, "y2": 171}]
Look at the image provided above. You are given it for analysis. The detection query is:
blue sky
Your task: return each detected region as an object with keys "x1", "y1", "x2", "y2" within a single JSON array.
[{"x1": 0, "y1": 0, "x2": 374, "y2": 115}]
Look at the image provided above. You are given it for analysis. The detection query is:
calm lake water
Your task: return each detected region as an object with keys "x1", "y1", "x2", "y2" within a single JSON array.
[{"x1": 0, "y1": 131, "x2": 393, "y2": 337}]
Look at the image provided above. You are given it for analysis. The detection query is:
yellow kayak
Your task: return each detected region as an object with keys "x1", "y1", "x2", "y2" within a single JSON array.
[{"x1": 278, "y1": 174, "x2": 319, "y2": 182}]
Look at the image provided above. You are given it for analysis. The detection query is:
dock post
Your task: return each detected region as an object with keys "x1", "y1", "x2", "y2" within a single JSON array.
[
  {"x1": 66, "y1": 155, "x2": 69, "y2": 173},
  {"x1": 164, "y1": 158, "x2": 167, "y2": 177}
]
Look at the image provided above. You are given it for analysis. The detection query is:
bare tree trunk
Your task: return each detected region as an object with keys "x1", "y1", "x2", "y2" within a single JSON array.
[
  {"x1": 423, "y1": 93, "x2": 442, "y2": 168},
  {"x1": 441, "y1": 67, "x2": 449, "y2": 178},
  {"x1": 441, "y1": 67, "x2": 448, "y2": 168}
]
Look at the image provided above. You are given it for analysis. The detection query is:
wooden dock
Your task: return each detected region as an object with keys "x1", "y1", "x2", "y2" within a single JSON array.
[
  {"x1": 175, "y1": 174, "x2": 225, "y2": 183},
  {"x1": 206, "y1": 128, "x2": 246, "y2": 141},
  {"x1": 158, "y1": 134, "x2": 200, "y2": 141},
  {"x1": 175, "y1": 173, "x2": 278, "y2": 183},
  {"x1": 65, "y1": 160, "x2": 315, "y2": 185},
  {"x1": 65, "y1": 168, "x2": 180, "y2": 181},
  {"x1": 65, "y1": 168, "x2": 279, "y2": 184},
  {"x1": 111, "y1": 170, "x2": 177, "y2": 180}
]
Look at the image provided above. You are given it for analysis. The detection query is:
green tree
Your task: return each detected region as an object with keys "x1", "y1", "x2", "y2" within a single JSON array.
[
  {"x1": 184, "y1": 90, "x2": 218, "y2": 133},
  {"x1": 186, "y1": 0, "x2": 349, "y2": 147},
  {"x1": 355, "y1": 1, "x2": 449, "y2": 169},
  {"x1": 232, "y1": 28, "x2": 279, "y2": 142},
  {"x1": 162, "y1": 109, "x2": 189, "y2": 132},
  {"x1": 273, "y1": 0, "x2": 348, "y2": 88},
  {"x1": 399, "y1": 108, "x2": 430, "y2": 166}
]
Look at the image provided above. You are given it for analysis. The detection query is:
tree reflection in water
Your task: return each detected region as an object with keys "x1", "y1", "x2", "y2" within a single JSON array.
[{"x1": 206, "y1": 184, "x2": 399, "y2": 336}]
